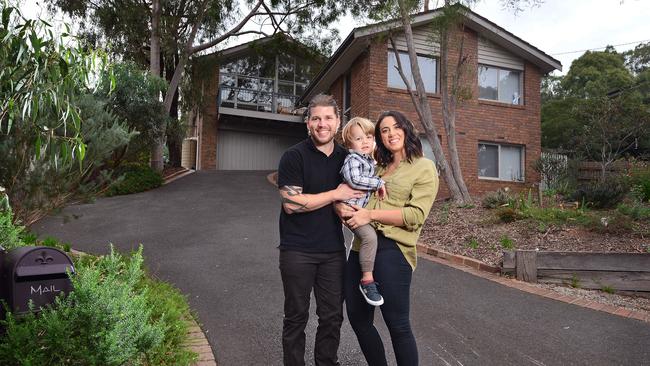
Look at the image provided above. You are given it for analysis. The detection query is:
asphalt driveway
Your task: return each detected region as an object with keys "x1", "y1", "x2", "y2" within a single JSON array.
[{"x1": 33, "y1": 171, "x2": 650, "y2": 365}]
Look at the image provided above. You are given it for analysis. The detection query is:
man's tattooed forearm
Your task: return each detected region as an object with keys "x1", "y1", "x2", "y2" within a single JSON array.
[
  {"x1": 280, "y1": 186, "x2": 309, "y2": 213},
  {"x1": 281, "y1": 185, "x2": 303, "y2": 196}
]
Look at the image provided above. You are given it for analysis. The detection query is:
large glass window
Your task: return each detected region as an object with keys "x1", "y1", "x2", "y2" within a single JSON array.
[
  {"x1": 387, "y1": 51, "x2": 437, "y2": 93},
  {"x1": 478, "y1": 142, "x2": 524, "y2": 181},
  {"x1": 478, "y1": 65, "x2": 522, "y2": 105},
  {"x1": 218, "y1": 52, "x2": 314, "y2": 113}
]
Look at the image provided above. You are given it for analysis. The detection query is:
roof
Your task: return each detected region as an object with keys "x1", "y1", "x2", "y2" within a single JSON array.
[
  {"x1": 198, "y1": 34, "x2": 325, "y2": 62},
  {"x1": 300, "y1": 7, "x2": 562, "y2": 103}
]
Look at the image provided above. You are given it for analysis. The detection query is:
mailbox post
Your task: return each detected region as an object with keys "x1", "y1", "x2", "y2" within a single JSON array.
[{"x1": 0, "y1": 246, "x2": 75, "y2": 316}]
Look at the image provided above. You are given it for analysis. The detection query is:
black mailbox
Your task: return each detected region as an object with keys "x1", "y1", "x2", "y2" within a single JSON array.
[{"x1": 0, "y1": 246, "x2": 75, "y2": 315}]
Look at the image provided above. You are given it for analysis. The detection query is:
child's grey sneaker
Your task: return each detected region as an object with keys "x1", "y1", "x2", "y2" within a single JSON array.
[{"x1": 359, "y1": 282, "x2": 384, "y2": 306}]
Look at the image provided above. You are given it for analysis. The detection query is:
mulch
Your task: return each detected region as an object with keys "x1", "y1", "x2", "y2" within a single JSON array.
[{"x1": 419, "y1": 200, "x2": 649, "y2": 267}]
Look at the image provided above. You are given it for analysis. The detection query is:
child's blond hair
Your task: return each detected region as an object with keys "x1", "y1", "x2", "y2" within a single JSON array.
[{"x1": 342, "y1": 117, "x2": 375, "y2": 147}]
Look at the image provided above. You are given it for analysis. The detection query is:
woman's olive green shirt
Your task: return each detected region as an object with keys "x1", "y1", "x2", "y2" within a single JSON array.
[{"x1": 351, "y1": 157, "x2": 439, "y2": 270}]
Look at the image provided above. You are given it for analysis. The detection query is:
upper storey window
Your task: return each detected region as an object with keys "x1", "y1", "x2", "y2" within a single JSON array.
[
  {"x1": 219, "y1": 53, "x2": 317, "y2": 112},
  {"x1": 387, "y1": 51, "x2": 437, "y2": 93},
  {"x1": 478, "y1": 65, "x2": 522, "y2": 105},
  {"x1": 219, "y1": 54, "x2": 315, "y2": 97}
]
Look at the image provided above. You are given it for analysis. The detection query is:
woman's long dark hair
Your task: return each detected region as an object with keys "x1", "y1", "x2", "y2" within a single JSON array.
[{"x1": 374, "y1": 110, "x2": 423, "y2": 168}]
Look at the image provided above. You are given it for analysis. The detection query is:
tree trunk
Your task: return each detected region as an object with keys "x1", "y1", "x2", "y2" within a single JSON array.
[
  {"x1": 439, "y1": 22, "x2": 472, "y2": 203},
  {"x1": 150, "y1": 0, "x2": 164, "y2": 172},
  {"x1": 396, "y1": 0, "x2": 470, "y2": 204},
  {"x1": 167, "y1": 53, "x2": 182, "y2": 167}
]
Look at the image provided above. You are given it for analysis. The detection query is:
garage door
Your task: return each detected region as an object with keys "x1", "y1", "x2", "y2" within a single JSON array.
[{"x1": 217, "y1": 130, "x2": 303, "y2": 170}]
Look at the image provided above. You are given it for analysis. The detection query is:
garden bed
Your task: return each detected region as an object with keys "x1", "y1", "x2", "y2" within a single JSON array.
[
  {"x1": 419, "y1": 197, "x2": 650, "y2": 313},
  {"x1": 419, "y1": 200, "x2": 649, "y2": 268}
]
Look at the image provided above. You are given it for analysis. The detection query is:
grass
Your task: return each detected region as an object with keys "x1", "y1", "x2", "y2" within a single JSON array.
[
  {"x1": 499, "y1": 235, "x2": 515, "y2": 250},
  {"x1": 466, "y1": 238, "x2": 479, "y2": 249},
  {"x1": 569, "y1": 274, "x2": 581, "y2": 289},
  {"x1": 601, "y1": 285, "x2": 615, "y2": 294}
]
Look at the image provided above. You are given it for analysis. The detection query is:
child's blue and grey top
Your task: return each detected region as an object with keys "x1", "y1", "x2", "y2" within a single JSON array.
[{"x1": 340, "y1": 150, "x2": 384, "y2": 207}]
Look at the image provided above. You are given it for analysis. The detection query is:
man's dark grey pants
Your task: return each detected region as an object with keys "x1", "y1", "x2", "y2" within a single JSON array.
[{"x1": 279, "y1": 249, "x2": 345, "y2": 366}]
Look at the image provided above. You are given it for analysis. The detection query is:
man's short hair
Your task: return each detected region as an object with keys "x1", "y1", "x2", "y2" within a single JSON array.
[
  {"x1": 306, "y1": 94, "x2": 340, "y2": 121},
  {"x1": 342, "y1": 117, "x2": 375, "y2": 147}
]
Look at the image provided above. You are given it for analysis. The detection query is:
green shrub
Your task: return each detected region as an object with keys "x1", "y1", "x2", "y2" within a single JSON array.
[
  {"x1": 617, "y1": 203, "x2": 650, "y2": 221},
  {"x1": 142, "y1": 279, "x2": 198, "y2": 366},
  {"x1": 482, "y1": 188, "x2": 514, "y2": 209},
  {"x1": 0, "y1": 246, "x2": 165, "y2": 365},
  {"x1": 585, "y1": 212, "x2": 635, "y2": 235},
  {"x1": 521, "y1": 206, "x2": 589, "y2": 226},
  {"x1": 0, "y1": 210, "x2": 23, "y2": 251},
  {"x1": 570, "y1": 177, "x2": 629, "y2": 209},
  {"x1": 496, "y1": 207, "x2": 520, "y2": 223},
  {"x1": 630, "y1": 168, "x2": 650, "y2": 202},
  {"x1": 107, "y1": 164, "x2": 163, "y2": 196}
]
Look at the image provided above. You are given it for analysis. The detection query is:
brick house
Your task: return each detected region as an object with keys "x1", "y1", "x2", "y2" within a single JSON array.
[
  {"x1": 184, "y1": 36, "x2": 322, "y2": 170},
  {"x1": 185, "y1": 8, "x2": 560, "y2": 198},
  {"x1": 301, "y1": 8, "x2": 561, "y2": 197}
]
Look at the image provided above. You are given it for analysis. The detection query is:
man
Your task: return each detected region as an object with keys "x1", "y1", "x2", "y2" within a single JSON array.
[{"x1": 278, "y1": 94, "x2": 363, "y2": 366}]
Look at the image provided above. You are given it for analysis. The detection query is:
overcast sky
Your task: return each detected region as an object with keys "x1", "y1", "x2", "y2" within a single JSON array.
[{"x1": 20, "y1": 0, "x2": 650, "y2": 75}]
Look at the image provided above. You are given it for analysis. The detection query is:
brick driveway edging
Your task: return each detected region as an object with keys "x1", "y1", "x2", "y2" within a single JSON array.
[
  {"x1": 416, "y1": 244, "x2": 650, "y2": 324},
  {"x1": 185, "y1": 319, "x2": 217, "y2": 366}
]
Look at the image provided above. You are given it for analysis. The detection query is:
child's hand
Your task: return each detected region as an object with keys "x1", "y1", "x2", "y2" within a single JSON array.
[{"x1": 377, "y1": 184, "x2": 387, "y2": 200}]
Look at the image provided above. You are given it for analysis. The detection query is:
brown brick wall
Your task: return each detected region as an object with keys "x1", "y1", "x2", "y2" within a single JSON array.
[
  {"x1": 329, "y1": 27, "x2": 543, "y2": 199},
  {"x1": 199, "y1": 65, "x2": 220, "y2": 170}
]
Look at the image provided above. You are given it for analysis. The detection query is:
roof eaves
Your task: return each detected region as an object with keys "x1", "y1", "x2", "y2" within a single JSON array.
[
  {"x1": 300, "y1": 6, "x2": 561, "y2": 102},
  {"x1": 463, "y1": 11, "x2": 562, "y2": 73},
  {"x1": 299, "y1": 30, "x2": 358, "y2": 104}
]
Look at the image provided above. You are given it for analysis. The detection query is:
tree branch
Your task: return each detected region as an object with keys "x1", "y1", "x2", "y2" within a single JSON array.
[
  {"x1": 389, "y1": 36, "x2": 426, "y2": 122},
  {"x1": 191, "y1": 0, "x2": 264, "y2": 54}
]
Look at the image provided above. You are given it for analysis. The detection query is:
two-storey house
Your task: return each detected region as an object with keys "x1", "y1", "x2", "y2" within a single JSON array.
[{"x1": 301, "y1": 8, "x2": 561, "y2": 197}]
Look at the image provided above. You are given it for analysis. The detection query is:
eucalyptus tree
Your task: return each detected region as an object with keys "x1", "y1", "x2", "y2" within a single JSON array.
[
  {"x1": 0, "y1": 4, "x2": 133, "y2": 221},
  {"x1": 357, "y1": 0, "x2": 542, "y2": 204},
  {"x1": 359, "y1": 0, "x2": 477, "y2": 204},
  {"x1": 49, "y1": 0, "x2": 373, "y2": 171}
]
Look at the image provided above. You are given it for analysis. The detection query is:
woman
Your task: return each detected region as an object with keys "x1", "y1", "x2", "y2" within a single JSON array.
[{"x1": 340, "y1": 110, "x2": 439, "y2": 366}]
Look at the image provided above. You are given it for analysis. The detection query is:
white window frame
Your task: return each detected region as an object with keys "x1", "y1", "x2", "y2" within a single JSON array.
[
  {"x1": 387, "y1": 50, "x2": 438, "y2": 93},
  {"x1": 478, "y1": 142, "x2": 525, "y2": 182},
  {"x1": 478, "y1": 64, "x2": 523, "y2": 105},
  {"x1": 343, "y1": 73, "x2": 351, "y2": 122}
]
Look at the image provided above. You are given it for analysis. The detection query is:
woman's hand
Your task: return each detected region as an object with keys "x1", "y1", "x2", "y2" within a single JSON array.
[
  {"x1": 342, "y1": 204, "x2": 372, "y2": 230},
  {"x1": 377, "y1": 184, "x2": 387, "y2": 200}
]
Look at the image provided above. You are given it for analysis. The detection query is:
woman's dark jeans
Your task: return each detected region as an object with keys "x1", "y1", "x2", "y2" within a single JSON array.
[{"x1": 344, "y1": 234, "x2": 418, "y2": 366}]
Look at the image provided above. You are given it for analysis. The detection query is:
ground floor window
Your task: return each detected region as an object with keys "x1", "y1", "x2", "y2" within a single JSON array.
[{"x1": 478, "y1": 142, "x2": 524, "y2": 181}]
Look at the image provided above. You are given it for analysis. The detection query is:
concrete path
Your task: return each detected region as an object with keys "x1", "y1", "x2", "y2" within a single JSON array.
[{"x1": 33, "y1": 171, "x2": 650, "y2": 365}]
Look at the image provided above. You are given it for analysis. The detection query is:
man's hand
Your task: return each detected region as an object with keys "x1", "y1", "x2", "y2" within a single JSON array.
[
  {"x1": 377, "y1": 184, "x2": 387, "y2": 200},
  {"x1": 333, "y1": 183, "x2": 364, "y2": 202},
  {"x1": 334, "y1": 202, "x2": 356, "y2": 222}
]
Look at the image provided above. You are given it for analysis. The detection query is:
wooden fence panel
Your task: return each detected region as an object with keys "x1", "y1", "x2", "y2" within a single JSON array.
[
  {"x1": 536, "y1": 252, "x2": 650, "y2": 272},
  {"x1": 537, "y1": 270, "x2": 650, "y2": 292},
  {"x1": 504, "y1": 250, "x2": 650, "y2": 293},
  {"x1": 516, "y1": 250, "x2": 537, "y2": 283}
]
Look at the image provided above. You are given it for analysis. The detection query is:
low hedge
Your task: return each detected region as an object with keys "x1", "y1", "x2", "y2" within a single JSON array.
[{"x1": 106, "y1": 163, "x2": 163, "y2": 196}]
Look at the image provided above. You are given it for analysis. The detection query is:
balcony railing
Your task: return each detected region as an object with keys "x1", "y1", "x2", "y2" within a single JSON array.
[{"x1": 218, "y1": 85, "x2": 303, "y2": 115}]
